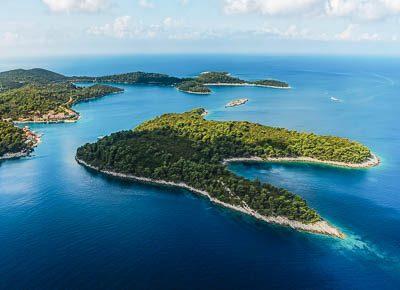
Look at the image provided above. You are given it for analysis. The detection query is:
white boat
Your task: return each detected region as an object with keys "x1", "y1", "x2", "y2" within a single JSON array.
[{"x1": 330, "y1": 97, "x2": 341, "y2": 102}]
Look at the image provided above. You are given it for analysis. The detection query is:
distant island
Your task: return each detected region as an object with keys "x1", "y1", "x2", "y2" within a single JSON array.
[
  {"x1": 72, "y1": 70, "x2": 289, "y2": 94},
  {"x1": 76, "y1": 108, "x2": 378, "y2": 238},
  {"x1": 175, "y1": 72, "x2": 289, "y2": 94}
]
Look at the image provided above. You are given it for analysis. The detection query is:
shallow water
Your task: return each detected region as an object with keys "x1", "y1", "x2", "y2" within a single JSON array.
[{"x1": 0, "y1": 55, "x2": 399, "y2": 289}]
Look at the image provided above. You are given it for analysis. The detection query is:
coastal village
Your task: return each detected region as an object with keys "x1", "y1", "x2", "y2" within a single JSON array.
[
  {"x1": 22, "y1": 126, "x2": 41, "y2": 147},
  {"x1": 11, "y1": 108, "x2": 79, "y2": 123}
]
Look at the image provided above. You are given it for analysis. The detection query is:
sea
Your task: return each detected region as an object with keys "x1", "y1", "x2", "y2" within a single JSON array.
[{"x1": 0, "y1": 54, "x2": 399, "y2": 289}]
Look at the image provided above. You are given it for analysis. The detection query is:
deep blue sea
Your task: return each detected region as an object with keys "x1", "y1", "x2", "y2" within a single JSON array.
[{"x1": 0, "y1": 55, "x2": 399, "y2": 289}]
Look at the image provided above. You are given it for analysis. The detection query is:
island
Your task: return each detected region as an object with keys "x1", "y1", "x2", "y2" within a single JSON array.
[
  {"x1": 176, "y1": 80, "x2": 211, "y2": 94},
  {"x1": 196, "y1": 72, "x2": 290, "y2": 89},
  {"x1": 72, "y1": 70, "x2": 289, "y2": 94},
  {"x1": 75, "y1": 109, "x2": 378, "y2": 237},
  {"x1": 225, "y1": 98, "x2": 249, "y2": 107}
]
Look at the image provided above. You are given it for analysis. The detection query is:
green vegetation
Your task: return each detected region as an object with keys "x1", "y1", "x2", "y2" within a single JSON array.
[
  {"x1": 73, "y1": 71, "x2": 182, "y2": 86},
  {"x1": 196, "y1": 72, "x2": 289, "y2": 88},
  {"x1": 196, "y1": 72, "x2": 245, "y2": 84},
  {"x1": 176, "y1": 81, "x2": 211, "y2": 94},
  {"x1": 72, "y1": 70, "x2": 289, "y2": 93},
  {"x1": 0, "y1": 68, "x2": 123, "y2": 157},
  {"x1": 177, "y1": 71, "x2": 289, "y2": 92},
  {"x1": 0, "y1": 121, "x2": 30, "y2": 157},
  {"x1": 252, "y1": 79, "x2": 290, "y2": 88},
  {"x1": 77, "y1": 109, "x2": 372, "y2": 224},
  {"x1": 138, "y1": 108, "x2": 371, "y2": 164},
  {"x1": 0, "y1": 68, "x2": 67, "y2": 92},
  {"x1": 0, "y1": 83, "x2": 122, "y2": 121}
]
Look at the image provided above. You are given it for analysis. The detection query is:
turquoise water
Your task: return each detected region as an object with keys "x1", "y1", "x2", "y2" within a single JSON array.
[{"x1": 0, "y1": 55, "x2": 399, "y2": 289}]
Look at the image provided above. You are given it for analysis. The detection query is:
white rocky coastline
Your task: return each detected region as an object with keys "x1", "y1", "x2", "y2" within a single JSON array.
[
  {"x1": 223, "y1": 154, "x2": 380, "y2": 169},
  {"x1": 204, "y1": 83, "x2": 291, "y2": 89},
  {"x1": 0, "y1": 151, "x2": 30, "y2": 161},
  {"x1": 0, "y1": 129, "x2": 41, "y2": 161},
  {"x1": 76, "y1": 157, "x2": 345, "y2": 239},
  {"x1": 177, "y1": 88, "x2": 211, "y2": 95}
]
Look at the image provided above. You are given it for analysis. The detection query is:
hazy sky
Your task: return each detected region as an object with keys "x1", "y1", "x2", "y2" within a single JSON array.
[{"x1": 1, "y1": 0, "x2": 400, "y2": 57}]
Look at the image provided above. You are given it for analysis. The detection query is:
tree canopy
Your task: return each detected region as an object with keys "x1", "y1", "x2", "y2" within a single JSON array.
[{"x1": 77, "y1": 109, "x2": 372, "y2": 225}]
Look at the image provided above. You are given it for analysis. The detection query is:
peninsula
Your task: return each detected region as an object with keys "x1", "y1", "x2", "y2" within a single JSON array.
[
  {"x1": 0, "y1": 122, "x2": 40, "y2": 160},
  {"x1": 0, "y1": 68, "x2": 123, "y2": 159},
  {"x1": 76, "y1": 108, "x2": 377, "y2": 237}
]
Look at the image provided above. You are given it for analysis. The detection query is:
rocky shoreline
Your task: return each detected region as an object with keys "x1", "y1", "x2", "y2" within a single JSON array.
[
  {"x1": 223, "y1": 154, "x2": 380, "y2": 169},
  {"x1": 177, "y1": 88, "x2": 211, "y2": 95},
  {"x1": 204, "y1": 83, "x2": 291, "y2": 89},
  {"x1": 76, "y1": 157, "x2": 345, "y2": 239},
  {"x1": 14, "y1": 117, "x2": 80, "y2": 124},
  {"x1": 0, "y1": 128, "x2": 41, "y2": 161}
]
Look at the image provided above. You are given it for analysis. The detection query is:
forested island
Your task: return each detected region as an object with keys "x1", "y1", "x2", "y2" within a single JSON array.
[
  {"x1": 196, "y1": 72, "x2": 290, "y2": 89},
  {"x1": 72, "y1": 70, "x2": 289, "y2": 94},
  {"x1": 76, "y1": 109, "x2": 377, "y2": 237},
  {"x1": 176, "y1": 81, "x2": 211, "y2": 94}
]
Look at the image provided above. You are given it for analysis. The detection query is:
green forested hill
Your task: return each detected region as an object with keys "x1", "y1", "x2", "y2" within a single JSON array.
[
  {"x1": 0, "y1": 121, "x2": 29, "y2": 156},
  {"x1": 72, "y1": 71, "x2": 182, "y2": 86},
  {"x1": 176, "y1": 80, "x2": 211, "y2": 94},
  {"x1": 76, "y1": 109, "x2": 372, "y2": 225},
  {"x1": 0, "y1": 68, "x2": 123, "y2": 157},
  {"x1": 0, "y1": 83, "x2": 122, "y2": 121},
  {"x1": 196, "y1": 72, "x2": 245, "y2": 84},
  {"x1": 0, "y1": 68, "x2": 67, "y2": 92},
  {"x1": 136, "y1": 108, "x2": 371, "y2": 164}
]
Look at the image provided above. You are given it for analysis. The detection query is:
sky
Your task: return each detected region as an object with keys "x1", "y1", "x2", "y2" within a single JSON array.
[{"x1": 1, "y1": 0, "x2": 400, "y2": 57}]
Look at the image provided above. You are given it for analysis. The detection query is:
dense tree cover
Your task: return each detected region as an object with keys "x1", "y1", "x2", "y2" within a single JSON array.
[
  {"x1": 196, "y1": 72, "x2": 246, "y2": 84},
  {"x1": 176, "y1": 81, "x2": 211, "y2": 94},
  {"x1": 72, "y1": 70, "x2": 289, "y2": 92},
  {"x1": 0, "y1": 68, "x2": 67, "y2": 92},
  {"x1": 0, "y1": 67, "x2": 289, "y2": 96},
  {"x1": 0, "y1": 83, "x2": 122, "y2": 120},
  {"x1": 0, "y1": 121, "x2": 29, "y2": 156},
  {"x1": 0, "y1": 68, "x2": 122, "y2": 157},
  {"x1": 195, "y1": 72, "x2": 289, "y2": 88},
  {"x1": 77, "y1": 128, "x2": 321, "y2": 224},
  {"x1": 252, "y1": 79, "x2": 290, "y2": 88},
  {"x1": 137, "y1": 109, "x2": 372, "y2": 164},
  {"x1": 77, "y1": 109, "x2": 373, "y2": 223},
  {"x1": 73, "y1": 72, "x2": 182, "y2": 86}
]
